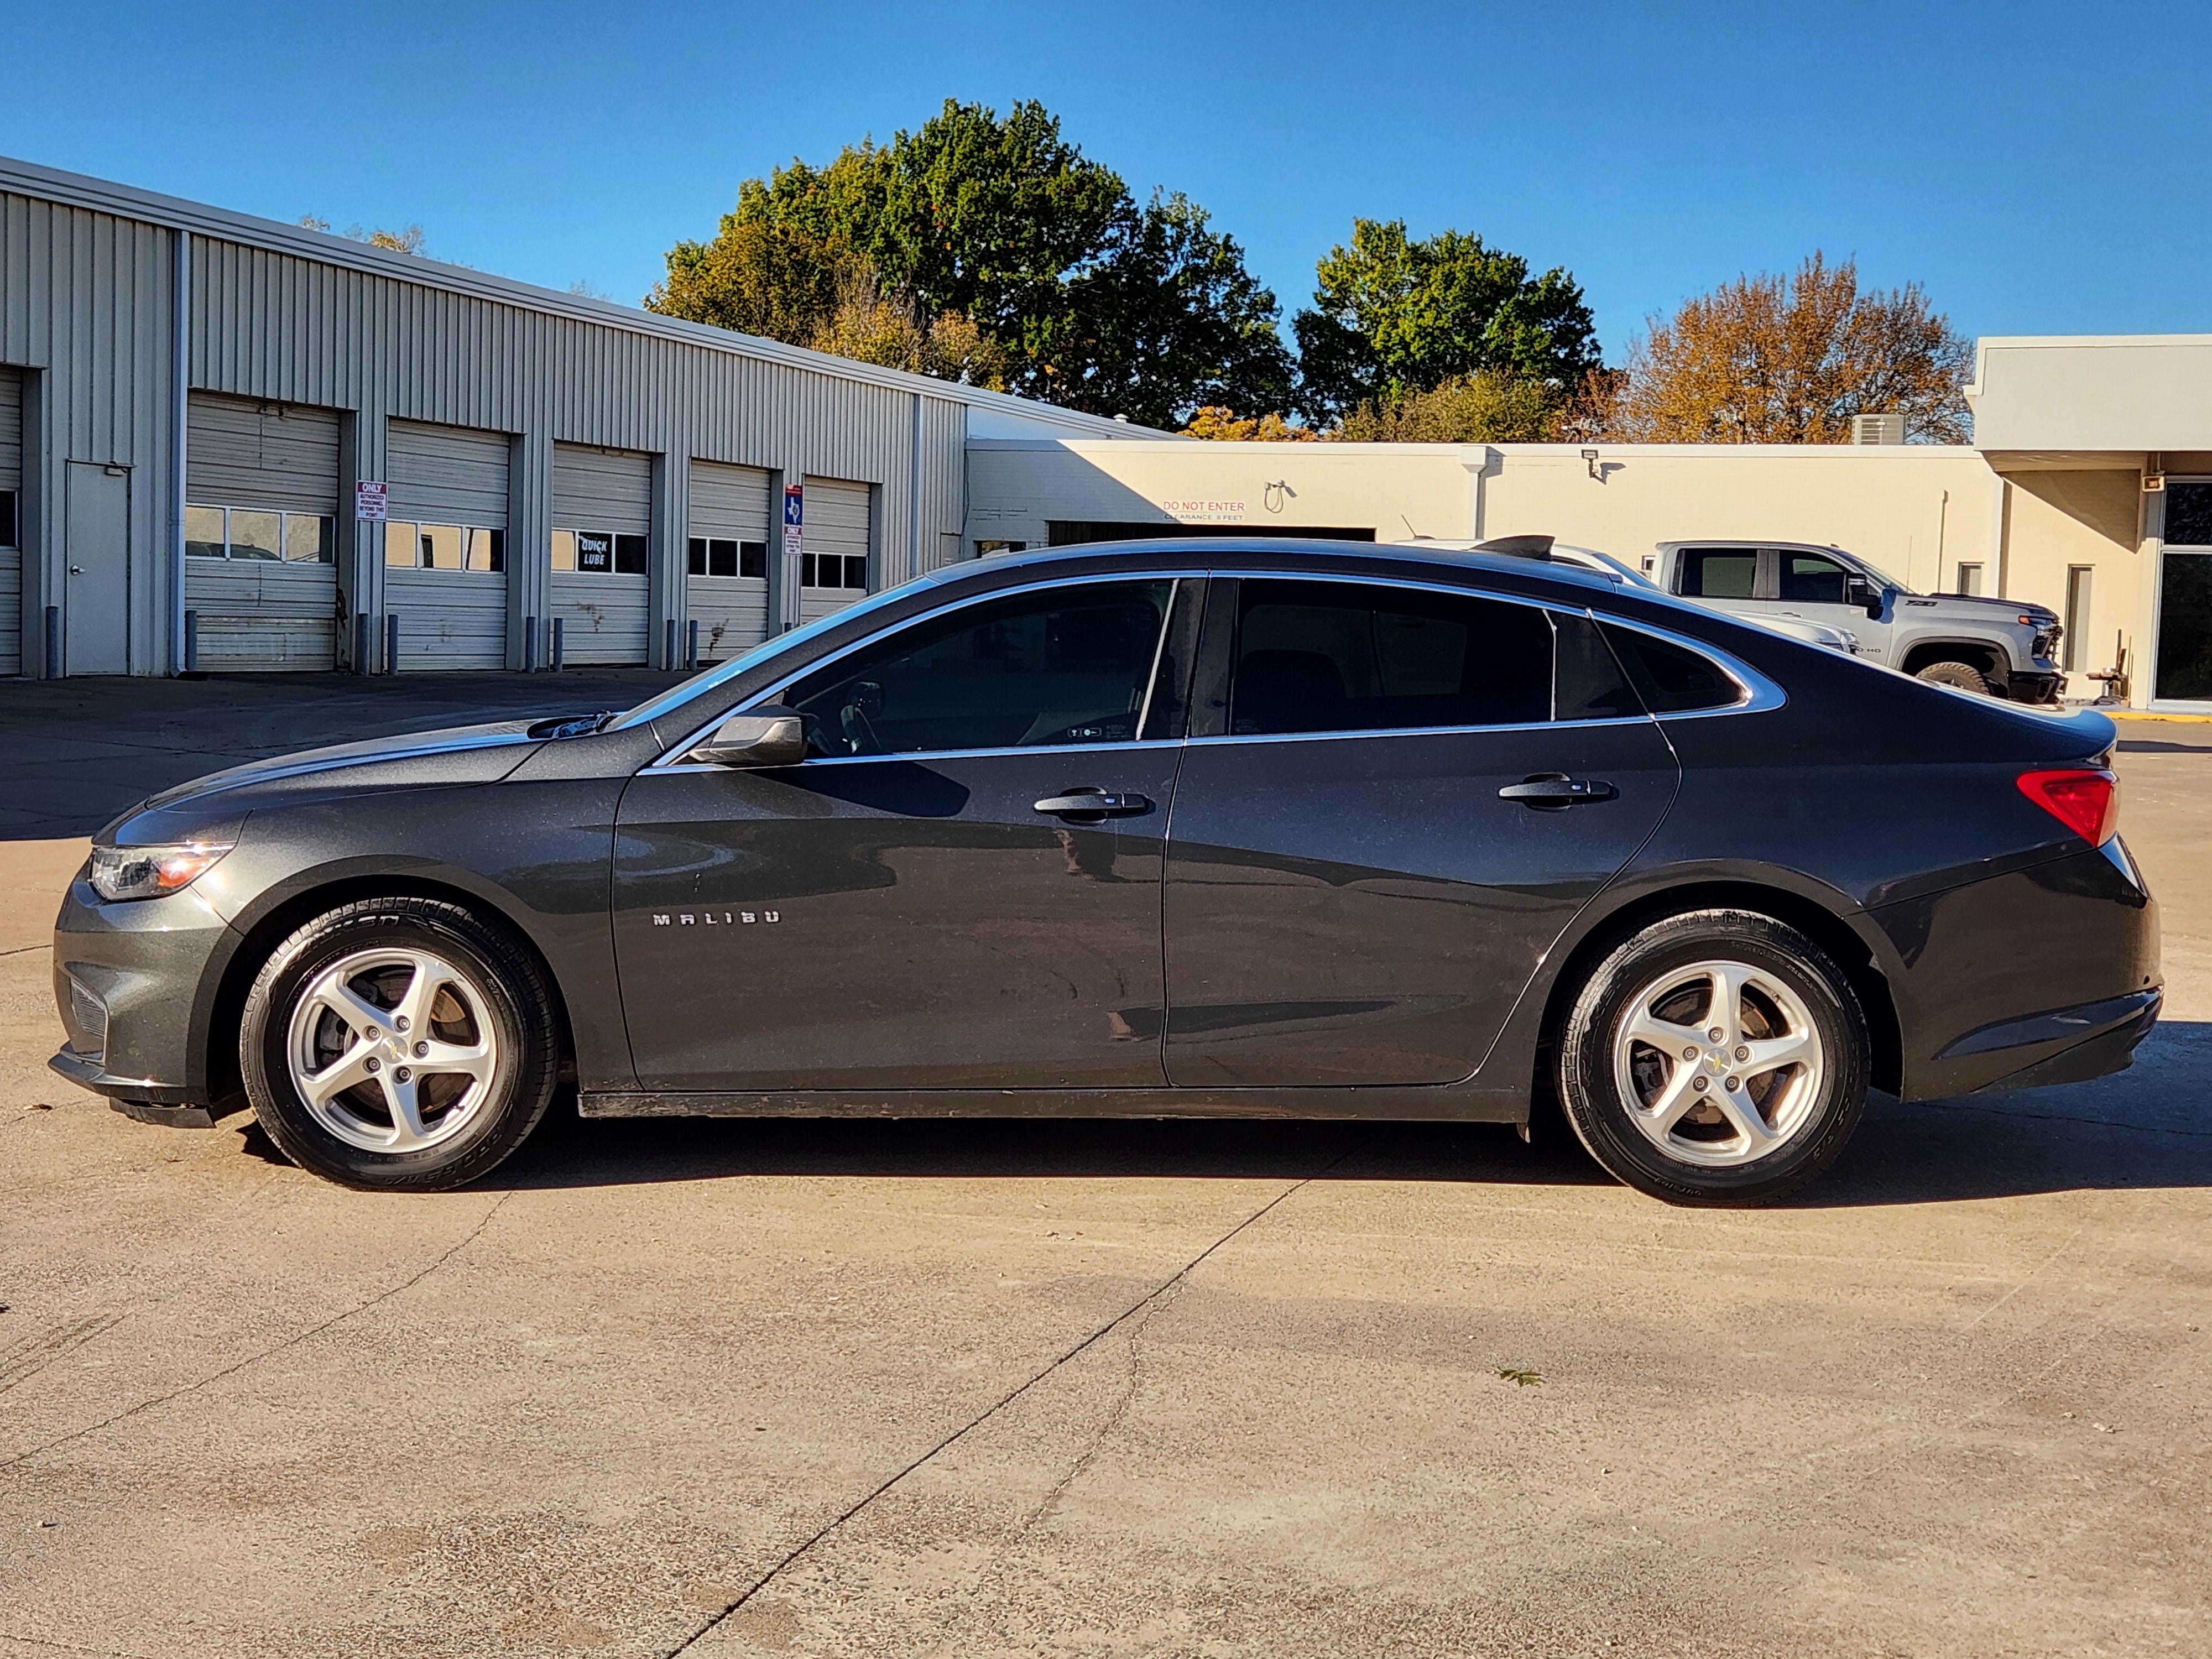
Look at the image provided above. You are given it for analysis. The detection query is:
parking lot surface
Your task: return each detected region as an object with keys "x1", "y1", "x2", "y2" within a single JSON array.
[{"x1": 2, "y1": 701, "x2": 2207, "y2": 1657}]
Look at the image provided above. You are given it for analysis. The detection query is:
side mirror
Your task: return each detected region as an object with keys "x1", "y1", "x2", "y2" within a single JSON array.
[
  {"x1": 1844, "y1": 575, "x2": 1885, "y2": 619},
  {"x1": 687, "y1": 704, "x2": 805, "y2": 768}
]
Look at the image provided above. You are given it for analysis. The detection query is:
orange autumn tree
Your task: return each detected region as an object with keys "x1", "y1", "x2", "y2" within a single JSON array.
[{"x1": 1609, "y1": 253, "x2": 1971, "y2": 444}]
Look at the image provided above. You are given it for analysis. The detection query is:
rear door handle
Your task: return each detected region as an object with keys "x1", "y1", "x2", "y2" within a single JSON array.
[
  {"x1": 1498, "y1": 774, "x2": 1618, "y2": 809},
  {"x1": 1034, "y1": 787, "x2": 1154, "y2": 819}
]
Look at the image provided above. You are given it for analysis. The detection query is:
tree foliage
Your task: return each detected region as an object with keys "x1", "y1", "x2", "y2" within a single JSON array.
[
  {"x1": 299, "y1": 216, "x2": 426, "y2": 254},
  {"x1": 1608, "y1": 253, "x2": 1971, "y2": 443},
  {"x1": 1292, "y1": 219, "x2": 1599, "y2": 425},
  {"x1": 1333, "y1": 369, "x2": 1565, "y2": 443},
  {"x1": 1182, "y1": 406, "x2": 1315, "y2": 441},
  {"x1": 648, "y1": 100, "x2": 1291, "y2": 427}
]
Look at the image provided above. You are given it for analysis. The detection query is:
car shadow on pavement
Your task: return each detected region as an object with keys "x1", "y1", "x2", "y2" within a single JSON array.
[{"x1": 224, "y1": 1022, "x2": 2212, "y2": 1206}]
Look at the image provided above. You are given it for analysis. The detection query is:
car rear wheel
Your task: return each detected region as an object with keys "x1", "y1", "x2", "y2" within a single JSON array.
[
  {"x1": 241, "y1": 897, "x2": 559, "y2": 1191},
  {"x1": 1914, "y1": 660, "x2": 1999, "y2": 696},
  {"x1": 1557, "y1": 910, "x2": 1869, "y2": 1206}
]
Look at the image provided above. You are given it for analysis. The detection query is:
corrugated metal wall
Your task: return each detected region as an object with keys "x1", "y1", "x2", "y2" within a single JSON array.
[
  {"x1": 550, "y1": 442, "x2": 650, "y2": 664},
  {"x1": 685, "y1": 457, "x2": 769, "y2": 662},
  {"x1": 1, "y1": 191, "x2": 176, "y2": 676},
  {"x1": 183, "y1": 394, "x2": 340, "y2": 669},
  {"x1": 385, "y1": 420, "x2": 509, "y2": 669},
  {"x1": 1, "y1": 365, "x2": 20, "y2": 674}
]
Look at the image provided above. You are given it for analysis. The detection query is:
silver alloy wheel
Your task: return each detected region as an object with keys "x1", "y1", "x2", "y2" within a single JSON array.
[
  {"x1": 1611, "y1": 958, "x2": 1826, "y2": 1168},
  {"x1": 285, "y1": 946, "x2": 501, "y2": 1154}
]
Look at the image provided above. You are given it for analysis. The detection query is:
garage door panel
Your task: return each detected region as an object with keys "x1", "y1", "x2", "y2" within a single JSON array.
[
  {"x1": 181, "y1": 393, "x2": 340, "y2": 670},
  {"x1": 1, "y1": 367, "x2": 18, "y2": 676},
  {"x1": 551, "y1": 444, "x2": 651, "y2": 664},
  {"x1": 687, "y1": 460, "x2": 772, "y2": 658},
  {"x1": 385, "y1": 421, "x2": 511, "y2": 669},
  {"x1": 389, "y1": 421, "x2": 510, "y2": 528},
  {"x1": 386, "y1": 567, "x2": 507, "y2": 670},
  {"x1": 550, "y1": 572, "x2": 650, "y2": 664},
  {"x1": 187, "y1": 394, "x2": 341, "y2": 514},
  {"x1": 800, "y1": 476, "x2": 870, "y2": 626}
]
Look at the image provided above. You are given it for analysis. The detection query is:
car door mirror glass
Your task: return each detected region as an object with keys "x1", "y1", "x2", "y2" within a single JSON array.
[{"x1": 688, "y1": 705, "x2": 806, "y2": 768}]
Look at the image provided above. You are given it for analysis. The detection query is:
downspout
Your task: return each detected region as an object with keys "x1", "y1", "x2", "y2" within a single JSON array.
[
  {"x1": 169, "y1": 228, "x2": 190, "y2": 674},
  {"x1": 909, "y1": 392, "x2": 923, "y2": 581}
]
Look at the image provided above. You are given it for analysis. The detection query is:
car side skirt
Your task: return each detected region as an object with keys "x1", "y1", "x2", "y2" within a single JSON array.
[{"x1": 580, "y1": 1086, "x2": 1528, "y2": 1123}]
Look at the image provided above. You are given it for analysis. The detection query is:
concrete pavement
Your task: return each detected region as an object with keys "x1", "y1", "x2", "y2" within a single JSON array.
[{"x1": 0, "y1": 711, "x2": 2205, "y2": 1656}]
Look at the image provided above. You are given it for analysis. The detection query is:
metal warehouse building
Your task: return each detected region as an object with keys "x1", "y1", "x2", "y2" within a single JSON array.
[{"x1": 0, "y1": 155, "x2": 1147, "y2": 680}]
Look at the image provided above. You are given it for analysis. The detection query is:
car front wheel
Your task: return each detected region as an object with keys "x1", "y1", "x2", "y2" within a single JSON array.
[
  {"x1": 1914, "y1": 660, "x2": 1999, "y2": 696},
  {"x1": 241, "y1": 896, "x2": 560, "y2": 1191},
  {"x1": 1557, "y1": 910, "x2": 1869, "y2": 1206}
]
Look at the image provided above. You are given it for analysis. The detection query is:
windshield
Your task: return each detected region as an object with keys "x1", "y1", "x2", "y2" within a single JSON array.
[
  {"x1": 1561, "y1": 545, "x2": 1665, "y2": 591},
  {"x1": 608, "y1": 580, "x2": 924, "y2": 731}
]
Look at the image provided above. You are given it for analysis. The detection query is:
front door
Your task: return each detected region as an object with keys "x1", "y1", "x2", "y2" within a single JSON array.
[
  {"x1": 65, "y1": 462, "x2": 131, "y2": 674},
  {"x1": 613, "y1": 576, "x2": 1194, "y2": 1091},
  {"x1": 1162, "y1": 577, "x2": 1678, "y2": 1088},
  {"x1": 1743, "y1": 546, "x2": 1887, "y2": 660}
]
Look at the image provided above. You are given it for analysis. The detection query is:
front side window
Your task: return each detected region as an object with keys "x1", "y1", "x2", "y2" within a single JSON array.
[
  {"x1": 786, "y1": 580, "x2": 1176, "y2": 757},
  {"x1": 1778, "y1": 551, "x2": 1851, "y2": 604},
  {"x1": 1225, "y1": 580, "x2": 1558, "y2": 735},
  {"x1": 1678, "y1": 548, "x2": 1759, "y2": 599}
]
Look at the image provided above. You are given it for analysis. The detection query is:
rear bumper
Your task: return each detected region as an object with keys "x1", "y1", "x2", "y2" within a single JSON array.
[{"x1": 1962, "y1": 989, "x2": 2161, "y2": 1093}]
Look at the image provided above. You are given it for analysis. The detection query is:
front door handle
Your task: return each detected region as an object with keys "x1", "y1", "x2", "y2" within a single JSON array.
[
  {"x1": 1499, "y1": 774, "x2": 1618, "y2": 810},
  {"x1": 1034, "y1": 787, "x2": 1154, "y2": 820}
]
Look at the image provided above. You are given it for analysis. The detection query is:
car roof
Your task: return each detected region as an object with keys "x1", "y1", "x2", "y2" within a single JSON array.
[
  {"x1": 935, "y1": 536, "x2": 1623, "y2": 598},
  {"x1": 1655, "y1": 539, "x2": 1844, "y2": 553}
]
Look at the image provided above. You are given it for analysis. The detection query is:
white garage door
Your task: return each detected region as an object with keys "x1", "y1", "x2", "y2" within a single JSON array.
[
  {"x1": 0, "y1": 367, "x2": 20, "y2": 676},
  {"x1": 385, "y1": 420, "x2": 509, "y2": 670},
  {"x1": 686, "y1": 459, "x2": 770, "y2": 662},
  {"x1": 182, "y1": 394, "x2": 341, "y2": 671},
  {"x1": 550, "y1": 444, "x2": 651, "y2": 666},
  {"x1": 800, "y1": 477, "x2": 872, "y2": 625}
]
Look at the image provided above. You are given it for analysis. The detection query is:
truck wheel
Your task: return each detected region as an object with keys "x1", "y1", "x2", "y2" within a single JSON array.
[
  {"x1": 1556, "y1": 910, "x2": 1870, "y2": 1207},
  {"x1": 1914, "y1": 660, "x2": 1999, "y2": 696}
]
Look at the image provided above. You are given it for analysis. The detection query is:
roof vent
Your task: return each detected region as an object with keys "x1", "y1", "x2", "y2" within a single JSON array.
[
  {"x1": 1473, "y1": 534, "x2": 1555, "y2": 561},
  {"x1": 1851, "y1": 412, "x2": 1905, "y2": 445}
]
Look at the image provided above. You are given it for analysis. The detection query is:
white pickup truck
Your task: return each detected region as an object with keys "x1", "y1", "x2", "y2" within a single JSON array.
[{"x1": 1647, "y1": 540, "x2": 2064, "y2": 701}]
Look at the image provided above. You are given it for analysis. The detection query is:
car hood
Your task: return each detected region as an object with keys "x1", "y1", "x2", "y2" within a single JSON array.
[
  {"x1": 105, "y1": 719, "x2": 544, "y2": 846},
  {"x1": 1903, "y1": 591, "x2": 2057, "y2": 625}
]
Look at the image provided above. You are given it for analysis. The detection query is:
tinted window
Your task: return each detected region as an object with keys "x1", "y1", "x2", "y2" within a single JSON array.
[
  {"x1": 787, "y1": 580, "x2": 1175, "y2": 757},
  {"x1": 2166, "y1": 481, "x2": 2212, "y2": 548},
  {"x1": 1779, "y1": 551, "x2": 1850, "y2": 603},
  {"x1": 1228, "y1": 580, "x2": 1551, "y2": 734},
  {"x1": 1678, "y1": 549, "x2": 1758, "y2": 599},
  {"x1": 1599, "y1": 623, "x2": 1741, "y2": 714},
  {"x1": 1554, "y1": 611, "x2": 1643, "y2": 721}
]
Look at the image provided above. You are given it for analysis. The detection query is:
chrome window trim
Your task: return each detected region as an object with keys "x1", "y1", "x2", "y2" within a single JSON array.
[
  {"x1": 652, "y1": 737, "x2": 1190, "y2": 777},
  {"x1": 1185, "y1": 714, "x2": 1656, "y2": 749},
  {"x1": 650, "y1": 569, "x2": 1206, "y2": 766},
  {"x1": 647, "y1": 565, "x2": 1781, "y2": 769}
]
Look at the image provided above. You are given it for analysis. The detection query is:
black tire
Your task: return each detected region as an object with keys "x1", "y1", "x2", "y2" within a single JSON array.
[
  {"x1": 1557, "y1": 910, "x2": 1869, "y2": 1207},
  {"x1": 1914, "y1": 660, "x2": 1999, "y2": 696},
  {"x1": 241, "y1": 897, "x2": 560, "y2": 1191}
]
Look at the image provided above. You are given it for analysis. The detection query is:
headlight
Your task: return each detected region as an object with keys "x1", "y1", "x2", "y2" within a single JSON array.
[{"x1": 88, "y1": 841, "x2": 233, "y2": 902}]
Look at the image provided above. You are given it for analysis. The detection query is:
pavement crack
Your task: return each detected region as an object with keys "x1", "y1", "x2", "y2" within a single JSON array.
[
  {"x1": 0, "y1": 1191, "x2": 509, "y2": 1471},
  {"x1": 0, "y1": 943, "x2": 51, "y2": 958},
  {"x1": 659, "y1": 1138, "x2": 1369, "y2": 1658},
  {"x1": 1022, "y1": 1280, "x2": 1174, "y2": 1532},
  {"x1": 0, "y1": 1313, "x2": 127, "y2": 1399}
]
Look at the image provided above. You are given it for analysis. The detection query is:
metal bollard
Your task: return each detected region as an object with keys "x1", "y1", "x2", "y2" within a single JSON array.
[
  {"x1": 182, "y1": 610, "x2": 199, "y2": 672},
  {"x1": 44, "y1": 606, "x2": 61, "y2": 679},
  {"x1": 354, "y1": 611, "x2": 372, "y2": 676},
  {"x1": 523, "y1": 614, "x2": 536, "y2": 673},
  {"x1": 551, "y1": 615, "x2": 565, "y2": 672},
  {"x1": 687, "y1": 618, "x2": 699, "y2": 670},
  {"x1": 386, "y1": 612, "x2": 400, "y2": 675},
  {"x1": 665, "y1": 617, "x2": 677, "y2": 670}
]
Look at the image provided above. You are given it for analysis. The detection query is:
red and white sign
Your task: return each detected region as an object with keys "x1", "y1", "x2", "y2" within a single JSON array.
[
  {"x1": 1161, "y1": 497, "x2": 1245, "y2": 523},
  {"x1": 354, "y1": 481, "x2": 389, "y2": 521}
]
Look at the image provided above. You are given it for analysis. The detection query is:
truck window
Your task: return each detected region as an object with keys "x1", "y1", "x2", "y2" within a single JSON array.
[
  {"x1": 1779, "y1": 551, "x2": 1851, "y2": 604},
  {"x1": 1678, "y1": 549, "x2": 1758, "y2": 599}
]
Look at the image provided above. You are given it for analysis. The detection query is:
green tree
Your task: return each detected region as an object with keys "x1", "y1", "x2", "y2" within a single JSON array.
[
  {"x1": 1292, "y1": 219, "x2": 1599, "y2": 424},
  {"x1": 1333, "y1": 369, "x2": 1564, "y2": 443},
  {"x1": 650, "y1": 100, "x2": 1291, "y2": 425}
]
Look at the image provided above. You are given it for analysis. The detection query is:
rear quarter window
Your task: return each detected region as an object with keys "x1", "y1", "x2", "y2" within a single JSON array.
[{"x1": 1598, "y1": 623, "x2": 1742, "y2": 713}]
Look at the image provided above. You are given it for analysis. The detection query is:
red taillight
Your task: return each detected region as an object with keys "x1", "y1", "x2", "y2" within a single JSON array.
[{"x1": 2017, "y1": 768, "x2": 2119, "y2": 846}]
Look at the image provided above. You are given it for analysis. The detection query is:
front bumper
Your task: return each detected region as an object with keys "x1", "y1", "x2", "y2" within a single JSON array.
[
  {"x1": 49, "y1": 875, "x2": 243, "y2": 1112},
  {"x1": 2006, "y1": 669, "x2": 2065, "y2": 703}
]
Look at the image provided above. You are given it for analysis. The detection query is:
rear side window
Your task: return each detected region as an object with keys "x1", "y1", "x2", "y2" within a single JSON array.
[
  {"x1": 1678, "y1": 548, "x2": 1759, "y2": 599},
  {"x1": 1227, "y1": 580, "x2": 1554, "y2": 734},
  {"x1": 1599, "y1": 622, "x2": 1742, "y2": 714}
]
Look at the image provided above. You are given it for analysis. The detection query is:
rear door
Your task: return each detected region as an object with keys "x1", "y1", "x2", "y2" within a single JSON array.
[{"x1": 1161, "y1": 576, "x2": 1678, "y2": 1088}]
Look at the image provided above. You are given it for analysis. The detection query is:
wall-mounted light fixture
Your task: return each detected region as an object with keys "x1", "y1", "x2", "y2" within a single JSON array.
[
  {"x1": 1262, "y1": 479, "x2": 1293, "y2": 513},
  {"x1": 1581, "y1": 448, "x2": 1601, "y2": 481}
]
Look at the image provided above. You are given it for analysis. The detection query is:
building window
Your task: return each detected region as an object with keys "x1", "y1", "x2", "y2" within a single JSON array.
[
  {"x1": 2164, "y1": 480, "x2": 2212, "y2": 547},
  {"x1": 0, "y1": 488, "x2": 15, "y2": 549},
  {"x1": 975, "y1": 539, "x2": 1027, "y2": 556},
  {"x1": 802, "y1": 550, "x2": 868, "y2": 589},
  {"x1": 687, "y1": 536, "x2": 768, "y2": 578},
  {"x1": 1954, "y1": 561, "x2": 1984, "y2": 596},
  {"x1": 185, "y1": 503, "x2": 335, "y2": 562},
  {"x1": 384, "y1": 519, "x2": 502, "y2": 572},
  {"x1": 2064, "y1": 566, "x2": 2093, "y2": 671},
  {"x1": 554, "y1": 528, "x2": 649, "y2": 575}
]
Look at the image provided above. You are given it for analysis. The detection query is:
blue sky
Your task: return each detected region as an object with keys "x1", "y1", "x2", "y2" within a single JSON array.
[{"x1": 2, "y1": 0, "x2": 2204, "y2": 359}]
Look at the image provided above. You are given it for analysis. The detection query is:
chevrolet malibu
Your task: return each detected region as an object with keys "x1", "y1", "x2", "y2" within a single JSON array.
[{"x1": 51, "y1": 541, "x2": 2161, "y2": 1205}]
